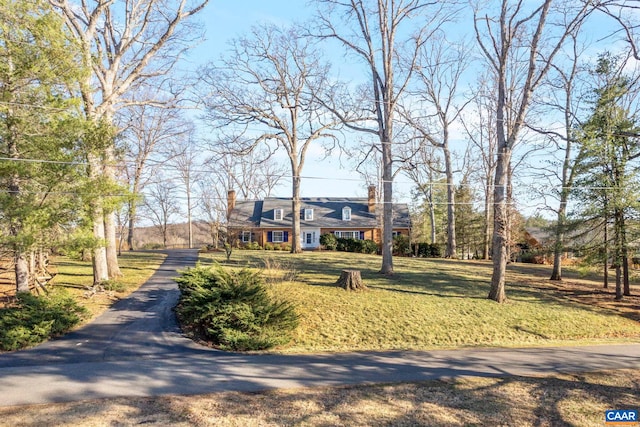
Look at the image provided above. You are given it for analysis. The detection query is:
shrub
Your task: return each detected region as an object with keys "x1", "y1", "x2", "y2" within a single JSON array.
[
  {"x1": 320, "y1": 233, "x2": 338, "y2": 250},
  {"x1": 102, "y1": 280, "x2": 126, "y2": 292},
  {"x1": 263, "y1": 242, "x2": 275, "y2": 251},
  {"x1": 393, "y1": 234, "x2": 411, "y2": 256},
  {"x1": 336, "y1": 237, "x2": 360, "y2": 252},
  {"x1": 175, "y1": 265, "x2": 299, "y2": 351},
  {"x1": 412, "y1": 242, "x2": 442, "y2": 258},
  {"x1": 0, "y1": 291, "x2": 88, "y2": 351},
  {"x1": 141, "y1": 243, "x2": 164, "y2": 250},
  {"x1": 244, "y1": 242, "x2": 261, "y2": 250},
  {"x1": 360, "y1": 239, "x2": 379, "y2": 254},
  {"x1": 330, "y1": 237, "x2": 378, "y2": 254},
  {"x1": 520, "y1": 251, "x2": 546, "y2": 264},
  {"x1": 281, "y1": 244, "x2": 292, "y2": 252}
]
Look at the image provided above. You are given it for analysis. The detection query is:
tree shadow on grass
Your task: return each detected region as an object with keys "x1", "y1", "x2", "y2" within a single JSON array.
[{"x1": 7, "y1": 369, "x2": 633, "y2": 426}]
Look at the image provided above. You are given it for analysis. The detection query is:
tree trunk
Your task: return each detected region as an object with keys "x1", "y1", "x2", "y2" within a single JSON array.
[
  {"x1": 103, "y1": 146, "x2": 122, "y2": 278},
  {"x1": 488, "y1": 146, "x2": 511, "y2": 303},
  {"x1": 615, "y1": 207, "x2": 624, "y2": 300},
  {"x1": 550, "y1": 197, "x2": 568, "y2": 281},
  {"x1": 380, "y1": 138, "x2": 394, "y2": 275},
  {"x1": 104, "y1": 212, "x2": 122, "y2": 278},
  {"x1": 127, "y1": 200, "x2": 136, "y2": 251},
  {"x1": 291, "y1": 170, "x2": 302, "y2": 254},
  {"x1": 444, "y1": 145, "x2": 457, "y2": 258},
  {"x1": 622, "y1": 213, "x2": 631, "y2": 296},
  {"x1": 15, "y1": 251, "x2": 30, "y2": 293},
  {"x1": 187, "y1": 195, "x2": 193, "y2": 249},
  {"x1": 336, "y1": 270, "x2": 367, "y2": 291},
  {"x1": 603, "y1": 211, "x2": 609, "y2": 289},
  {"x1": 92, "y1": 212, "x2": 109, "y2": 285},
  {"x1": 483, "y1": 180, "x2": 492, "y2": 260},
  {"x1": 429, "y1": 191, "x2": 437, "y2": 245}
]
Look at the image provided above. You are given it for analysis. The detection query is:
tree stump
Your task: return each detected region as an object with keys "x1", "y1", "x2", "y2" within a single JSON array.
[{"x1": 335, "y1": 270, "x2": 367, "y2": 291}]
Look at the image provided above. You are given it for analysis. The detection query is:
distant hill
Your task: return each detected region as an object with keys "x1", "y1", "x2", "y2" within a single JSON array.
[{"x1": 128, "y1": 221, "x2": 217, "y2": 250}]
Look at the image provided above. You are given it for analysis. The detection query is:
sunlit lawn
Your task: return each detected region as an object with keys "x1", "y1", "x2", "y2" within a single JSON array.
[
  {"x1": 199, "y1": 250, "x2": 640, "y2": 353},
  {"x1": 54, "y1": 251, "x2": 167, "y2": 321}
]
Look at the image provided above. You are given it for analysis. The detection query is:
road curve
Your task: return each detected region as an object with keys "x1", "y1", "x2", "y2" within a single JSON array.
[{"x1": 0, "y1": 249, "x2": 639, "y2": 407}]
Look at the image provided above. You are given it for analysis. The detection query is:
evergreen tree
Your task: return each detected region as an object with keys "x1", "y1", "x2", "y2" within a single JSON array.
[
  {"x1": 573, "y1": 53, "x2": 640, "y2": 299},
  {"x1": 0, "y1": 0, "x2": 88, "y2": 291}
]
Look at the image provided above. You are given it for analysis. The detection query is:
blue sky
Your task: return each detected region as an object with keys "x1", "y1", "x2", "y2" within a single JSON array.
[
  {"x1": 191, "y1": 2, "x2": 391, "y2": 201},
  {"x1": 184, "y1": 2, "x2": 639, "y2": 214}
]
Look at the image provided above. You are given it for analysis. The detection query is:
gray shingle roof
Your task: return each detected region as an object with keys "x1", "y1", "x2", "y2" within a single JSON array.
[{"x1": 229, "y1": 197, "x2": 411, "y2": 229}]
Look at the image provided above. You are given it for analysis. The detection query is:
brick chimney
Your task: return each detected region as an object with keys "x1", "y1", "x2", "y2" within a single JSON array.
[
  {"x1": 227, "y1": 189, "x2": 236, "y2": 219},
  {"x1": 368, "y1": 185, "x2": 376, "y2": 213}
]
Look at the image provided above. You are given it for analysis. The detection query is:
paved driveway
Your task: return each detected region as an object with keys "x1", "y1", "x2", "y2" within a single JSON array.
[{"x1": 1, "y1": 249, "x2": 639, "y2": 407}]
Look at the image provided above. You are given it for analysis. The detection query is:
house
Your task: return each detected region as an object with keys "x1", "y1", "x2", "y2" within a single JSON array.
[{"x1": 226, "y1": 186, "x2": 411, "y2": 250}]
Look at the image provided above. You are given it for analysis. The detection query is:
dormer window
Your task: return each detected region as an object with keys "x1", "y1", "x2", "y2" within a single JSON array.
[
  {"x1": 274, "y1": 208, "x2": 283, "y2": 221},
  {"x1": 342, "y1": 206, "x2": 351, "y2": 221},
  {"x1": 304, "y1": 208, "x2": 314, "y2": 221}
]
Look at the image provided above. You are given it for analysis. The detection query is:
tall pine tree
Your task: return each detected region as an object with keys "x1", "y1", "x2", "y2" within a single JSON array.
[{"x1": 573, "y1": 53, "x2": 640, "y2": 300}]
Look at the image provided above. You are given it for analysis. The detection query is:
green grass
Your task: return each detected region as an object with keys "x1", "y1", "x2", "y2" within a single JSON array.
[
  {"x1": 53, "y1": 251, "x2": 167, "y2": 320},
  {"x1": 198, "y1": 251, "x2": 640, "y2": 353}
]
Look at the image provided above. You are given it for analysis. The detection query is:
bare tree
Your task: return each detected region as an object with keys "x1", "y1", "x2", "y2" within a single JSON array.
[
  {"x1": 200, "y1": 24, "x2": 339, "y2": 253},
  {"x1": 527, "y1": 35, "x2": 590, "y2": 281},
  {"x1": 142, "y1": 177, "x2": 182, "y2": 249},
  {"x1": 166, "y1": 127, "x2": 200, "y2": 249},
  {"x1": 313, "y1": 0, "x2": 455, "y2": 274},
  {"x1": 400, "y1": 35, "x2": 471, "y2": 258},
  {"x1": 400, "y1": 140, "x2": 442, "y2": 245},
  {"x1": 595, "y1": 1, "x2": 640, "y2": 60},
  {"x1": 118, "y1": 101, "x2": 191, "y2": 250},
  {"x1": 461, "y1": 79, "x2": 499, "y2": 260},
  {"x1": 195, "y1": 177, "x2": 226, "y2": 249},
  {"x1": 211, "y1": 148, "x2": 287, "y2": 200},
  {"x1": 50, "y1": 0, "x2": 208, "y2": 283},
  {"x1": 474, "y1": 0, "x2": 593, "y2": 302}
]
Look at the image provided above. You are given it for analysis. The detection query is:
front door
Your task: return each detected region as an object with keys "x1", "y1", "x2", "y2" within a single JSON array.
[{"x1": 300, "y1": 228, "x2": 320, "y2": 249}]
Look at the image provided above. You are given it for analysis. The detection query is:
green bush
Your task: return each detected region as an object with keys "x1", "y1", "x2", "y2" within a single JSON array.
[
  {"x1": 263, "y1": 242, "x2": 275, "y2": 251},
  {"x1": 102, "y1": 280, "x2": 126, "y2": 292},
  {"x1": 320, "y1": 233, "x2": 338, "y2": 250},
  {"x1": 412, "y1": 242, "x2": 442, "y2": 258},
  {"x1": 244, "y1": 242, "x2": 262, "y2": 250},
  {"x1": 360, "y1": 239, "x2": 379, "y2": 254},
  {"x1": 0, "y1": 291, "x2": 88, "y2": 351},
  {"x1": 328, "y1": 236, "x2": 378, "y2": 254},
  {"x1": 175, "y1": 264, "x2": 299, "y2": 351},
  {"x1": 393, "y1": 234, "x2": 411, "y2": 256}
]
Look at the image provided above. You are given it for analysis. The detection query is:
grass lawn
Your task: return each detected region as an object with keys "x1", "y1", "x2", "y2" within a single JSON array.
[
  {"x1": 52, "y1": 251, "x2": 167, "y2": 321},
  {"x1": 2, "y1": 250, "x2": 639, "y2": 424},
  {"x1": 1, "y1": 369, "x2": 638, "y2": 426},
  {"x1": 197, "y1": 250, "x2": 640, "y2": 353}
]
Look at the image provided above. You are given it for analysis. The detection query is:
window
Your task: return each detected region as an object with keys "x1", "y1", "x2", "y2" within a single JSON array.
[
  {"x1": 241, "y1": 231, "x2": 252, "y2": 242},
  {"x1": 334, "y1": 231, "x2": 360, "y2": 240},
  {"x1": 342, "y1": 207, "x2": 351, "y2": 221},
  {"x1": 304, "y1": 208, "x2": 314, "y2": 221},
  {"x1": 274, "y1": 209, "x2": 283, "y2": 221},
  {"x1": 272, "y1": 231, "x2": 284, "y2": 243}
]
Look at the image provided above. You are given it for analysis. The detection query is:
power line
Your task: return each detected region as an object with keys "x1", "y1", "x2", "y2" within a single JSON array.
[
  {"x1": 0, "y1": 156, "x2": 634, "y2": 192},
  {"x1": 0, "y1": 157, "x2": 87, "y2": 166}
]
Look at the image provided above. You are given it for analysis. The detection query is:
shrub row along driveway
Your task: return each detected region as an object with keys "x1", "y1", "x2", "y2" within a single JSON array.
[{"x1": 0, "y1": 249, "x2": 639, "y2": 407}]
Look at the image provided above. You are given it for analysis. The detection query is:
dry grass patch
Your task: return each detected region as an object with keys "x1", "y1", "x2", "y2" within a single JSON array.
[{"x1": 1, "y1": 369, "x2": 638, "y2": 426}]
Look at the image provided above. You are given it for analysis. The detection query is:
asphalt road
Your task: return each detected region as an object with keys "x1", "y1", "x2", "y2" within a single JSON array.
[{"x1": 0, "y1": 249, "x2": 639, "y2": 407}]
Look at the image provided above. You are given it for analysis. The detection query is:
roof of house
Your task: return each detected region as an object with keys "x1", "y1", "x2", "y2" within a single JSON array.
[{"x1": 228, "y1": 197, "x2": 411, "y2": 229}]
